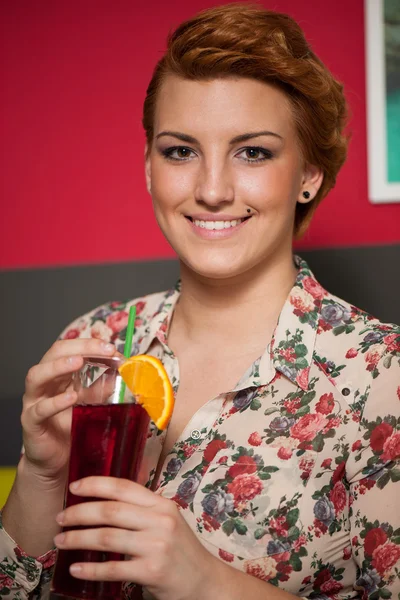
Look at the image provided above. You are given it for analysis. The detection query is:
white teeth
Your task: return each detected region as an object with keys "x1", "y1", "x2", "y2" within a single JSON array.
[{"x1": 193, "y1": 219, "x2": 244, "y2": 230}]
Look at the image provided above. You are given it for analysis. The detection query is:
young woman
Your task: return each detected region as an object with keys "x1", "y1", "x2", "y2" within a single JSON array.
[{"x1": 1, "y1": 4, "x2": 399, "y2": 599}]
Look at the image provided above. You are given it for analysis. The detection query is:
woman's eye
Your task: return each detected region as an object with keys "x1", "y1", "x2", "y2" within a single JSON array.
[
  {"x1": 162, "y1": 146, "x2": 195, "y2": 161},
  {"x1": 238, "y1": 147, "x2": 273, "y2": 163}
]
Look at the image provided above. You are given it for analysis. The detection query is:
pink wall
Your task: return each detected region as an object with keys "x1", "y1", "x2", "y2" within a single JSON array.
[{"x1": 1, "y1": 0, "x2": 399, "y2": 270}]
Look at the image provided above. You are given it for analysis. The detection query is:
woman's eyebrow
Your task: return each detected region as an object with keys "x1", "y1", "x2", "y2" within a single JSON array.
[{"x1": 155, "y1": 130, "x2": 283, "y2": 144}]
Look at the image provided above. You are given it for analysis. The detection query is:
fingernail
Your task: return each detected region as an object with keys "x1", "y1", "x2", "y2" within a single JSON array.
[
  {"x1": 67, "y1": 356, "x2": 80, "y2": 365},
  {"x1": 102, "y1": 342, "x2": 114, "y2": 353},
  {"x1": 70, "y1": 480, "x2": 81, "y2": 492},
  {"x1": 70, "y1": 564, "x2": 82, "y2": 575},
  {"x1": 54, "y1": 533, "x2": 65, "y2": 546},
  {"x1": 56, "y1": 511, "x2": 65, "y2": 524},
  {"x1": 63, "y1": 392, "x2": 74, "y2": 403}
]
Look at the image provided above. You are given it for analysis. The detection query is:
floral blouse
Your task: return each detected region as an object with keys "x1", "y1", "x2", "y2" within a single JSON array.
[{"x1": 1, "y1": 256, "x2": 399, "y2": 600}]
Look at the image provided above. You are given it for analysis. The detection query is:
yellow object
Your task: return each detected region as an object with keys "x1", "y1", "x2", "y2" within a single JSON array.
[
  {"x1": 118, "y1": 355, "x2": 174, "y2": 430},
  {"x1": 0, "y1": 467, "x2": 16, "y2": 509}
]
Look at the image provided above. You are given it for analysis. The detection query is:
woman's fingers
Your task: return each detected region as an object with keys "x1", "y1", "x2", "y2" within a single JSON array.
[
  {"x1": 22, "y1": 390, "x2": 77, "y2": 431},
  {"x1": 40, "y1": 338, "x2": 116, "y2": 364},
  {"x1": 23, "y1": 356, "x2": 84, "y2": 400},
  {"x1": 55, "y1": 528, "x2": 154, "y2": 557},
  {"x1": 68, "y1": 557, "x2": 149, "y2": 584},
  {"x1": 69, "y1": 477, "x2": 159, "y2": 508},
  {"x1": 57, "y1": 501, "x2": 158, "y2": 531}
]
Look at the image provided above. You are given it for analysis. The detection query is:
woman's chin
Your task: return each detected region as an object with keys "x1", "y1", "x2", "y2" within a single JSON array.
[{"x1": 179, "y1": 256, "x2": 254, "y2": 282}]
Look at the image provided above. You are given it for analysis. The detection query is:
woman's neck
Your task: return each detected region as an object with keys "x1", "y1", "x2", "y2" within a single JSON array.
[{"x1": 170, "y1": 251, "x2": 298, "y2": 349}]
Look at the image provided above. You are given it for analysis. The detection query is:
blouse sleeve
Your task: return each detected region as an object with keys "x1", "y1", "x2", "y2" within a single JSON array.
[
  {"x1": 0, "y1": 511, "x2": 56, "y2": 599},
  {"x1": 347, "y1": 353, "x2": 400, "y2": 599}
]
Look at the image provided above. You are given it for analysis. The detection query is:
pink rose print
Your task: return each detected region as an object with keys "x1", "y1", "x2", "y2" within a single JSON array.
[
  {"x1": 204, "y1": 439, "x2": 227, "y2": 463},
  {"x1": 40, "y1": 549, "x2": 57, "y2": 569},
  {"x1": 276, "y1": 561, "x2": 293, "y2": 581},
  {"x1": 290, "y1": 287, "x2": 315, "y2": 314},
  {"x1": 281, "y1": 347, "x2": 296, "y2": 362},
  {"x1": 284, "y1": 398, "x2": 301, "y2": 414},
  {"x1": 321, "y1": 458, "x2": 332, "y2": 469},
  {"x1": 397, "y1": 386, "x2": 400, "y2": 401},
  {"x1": 227, "y1": 455, "x2": 257, "y2": 478},
  {"x1": 290, "y1": 413, "x2": 329, "y2": 442},
  {"x1": 181, "y1": 443, "x2": 197, "y2": 459},
  {"x1": 202, "y1": 512, "x2": 221, "y2": 532},
  {"x1": 244, "y1": 556, "x2": 277, "y2": 581},
  {"x1": 275, "y1": 552, "x2": 291, "y2": 564},
  {"x1": 248, "y1": 432, "x2": 262, "y2": 446},
  {"x1": 299, "y1": 456, "x2": 315, "y2": 482},
  {"x1": 227, "y1": 473, "x2": 263, "y2": 505},
  {"x1": 293, "y1": 534, "x2": 307, "y2": 552},
  {"x1": 352, "y1": 440, "x2": 362, "y2": 452},
  {"x1": 372, "y1": 542, "x2": 400, "y2": 575},
  {"x1": 345, "y1": 347, "x2": 358, "y2": 358},
  {"x1": 383, "y1": 333, "x2": 400, "y2": 352},
  {"x1": 64, "y1": 328, "x2": 80, "y2": 339},
  {"x1": 90, "y1": 320, "x2": 112, "y2": 341},
  {"x1": 370, "y1": 422, "x2": 393, "y2": 452},
  {"x1": 320, "y1": 579, "x2": 343, "y2": 593},
  {"x1": 323, "y1": 416, "x2": 341, "y2": 432},
  {"x1": 314, "y1": 568, "x2": 331, "y2": 588},
  {"x1": 134, "y1": 301, "x2": 146, "y2": 315},
  {"x1": 364, "y1": 527, "x2": 387, "y2": 556},
  {"x1": 296, "y1": 367, "x2": 310, "y2": 389},
  {"x1": 278, "y1": 446, "x2": 293, "y2": 460},
  {"x1": 218, "y1": 549, "x2": 234, "y2": 563},
  {"x1": 365, "y1": 344, "x2": 385, "y2": 367},
  {"x1": 329, "y1": 481, "x2": 347, "y2": 514},
  {"x1": 381, "y1": 432, "x2": 400, "y2": 462},
  {"x1": 0, "y1": 573, "x2": 14, "y2": 589},
  {"x1": 302, "y1": 276, "x2": 326, "y2": 299},
  {"x1": 315, "y1": 393, "x2": 335, "y2": 415},
  {"x1": 270, "y1": 515, "x2": 289, "y2": 537},
  {"x1": 332, "y1": 461, "x2": 345, "y2": 485},
  {"x1": 343, "y1": 547, "x2": 352, "y2": 560},
  {"x1": 106, "y1": 310, "x2": 129, "y2": 333}
]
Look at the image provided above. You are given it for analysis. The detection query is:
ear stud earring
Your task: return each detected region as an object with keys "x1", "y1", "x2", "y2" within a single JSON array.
[{"x1": 302, "y1": 191, "x2": 310, "y2": 199}]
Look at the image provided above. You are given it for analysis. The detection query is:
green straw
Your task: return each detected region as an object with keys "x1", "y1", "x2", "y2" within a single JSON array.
[{"x1": 118, "y1": 305, "x2": 136, "y2": 404}]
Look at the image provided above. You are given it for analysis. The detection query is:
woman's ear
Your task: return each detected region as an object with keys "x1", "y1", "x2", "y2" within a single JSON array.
[
  {"x1": 298, "y1": 163, "x2": 324, "y2": 204},
  {"x1": 145, "y1": 144, "x2": 152, "y2": 194}
]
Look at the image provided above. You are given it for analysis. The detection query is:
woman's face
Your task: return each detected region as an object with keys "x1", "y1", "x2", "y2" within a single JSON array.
[{"x1": 146, "y1": 75, "x2": 322, "y2": 281}]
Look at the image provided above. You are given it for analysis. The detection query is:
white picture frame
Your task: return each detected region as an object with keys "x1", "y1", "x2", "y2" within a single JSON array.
[{"x1": 365, "y1": 0, "x2": 400, "y2": 203}]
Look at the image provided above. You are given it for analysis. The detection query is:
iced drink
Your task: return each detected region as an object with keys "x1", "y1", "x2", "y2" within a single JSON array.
[{"x1": 51, "y1": 357, "x2": 150, "y2": 600}]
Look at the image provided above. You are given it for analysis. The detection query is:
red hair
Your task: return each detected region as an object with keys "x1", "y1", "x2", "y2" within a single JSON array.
[{"x1": 142, "y1": 3, "x2": 349, "y2": 236}]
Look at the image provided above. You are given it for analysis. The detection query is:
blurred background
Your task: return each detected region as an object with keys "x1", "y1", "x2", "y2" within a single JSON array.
[{"x1": 1, "y1": 0, "x2": 400, "y2": 505}]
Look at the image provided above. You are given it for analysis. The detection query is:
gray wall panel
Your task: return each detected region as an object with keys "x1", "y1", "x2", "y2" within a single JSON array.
[{"x1": 1, "y1": 245, "x2": 399, "y2": 464}]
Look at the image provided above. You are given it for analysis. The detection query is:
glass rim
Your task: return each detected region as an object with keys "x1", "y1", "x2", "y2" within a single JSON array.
[{"x1": 80, "y1": 354, "x2": 126, "y2": 370}]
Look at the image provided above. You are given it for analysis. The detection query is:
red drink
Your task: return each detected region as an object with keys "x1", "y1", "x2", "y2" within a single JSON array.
[{"x1": 51, "y1": 402, "x2": 150, "y2": 600}]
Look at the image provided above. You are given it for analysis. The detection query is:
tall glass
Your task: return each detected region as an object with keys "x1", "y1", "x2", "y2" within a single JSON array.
[{"x1": 51, "y1": 356, "x2": 150, "y2": 600}]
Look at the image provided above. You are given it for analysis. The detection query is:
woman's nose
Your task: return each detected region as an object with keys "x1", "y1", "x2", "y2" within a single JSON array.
[{"x1": 194, "y1": 161, "x2": 234, "y2": 207}]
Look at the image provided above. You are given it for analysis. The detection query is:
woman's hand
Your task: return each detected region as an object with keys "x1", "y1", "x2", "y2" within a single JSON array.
[
  {"x1": 21, "y1": 339, "x2": 117, "y2": 483},
  {"x1": 54, "y1": 477, "x2": 221, "y2": 600}
]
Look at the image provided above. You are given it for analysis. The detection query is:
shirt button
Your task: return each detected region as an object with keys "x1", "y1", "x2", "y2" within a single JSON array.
[
  {"x1": 26, "y1": 572, "x2": 36, "y2": 582},
  {"x1": 191, "y1": 429, "x2": 201, "y2": 440},
  {"x1": 341, "y1": 387, "x2": 351, "y2": 397}
]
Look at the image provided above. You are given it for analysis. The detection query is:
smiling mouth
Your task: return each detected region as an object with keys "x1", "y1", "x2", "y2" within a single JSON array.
[{"x1": 185, "y1": 216, "x2": 251, "y2": 230}]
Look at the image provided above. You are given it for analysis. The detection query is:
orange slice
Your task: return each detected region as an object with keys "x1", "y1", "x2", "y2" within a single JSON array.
[{"x1": 118, "y1": 355, "x2": 174, "y2": 430}]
